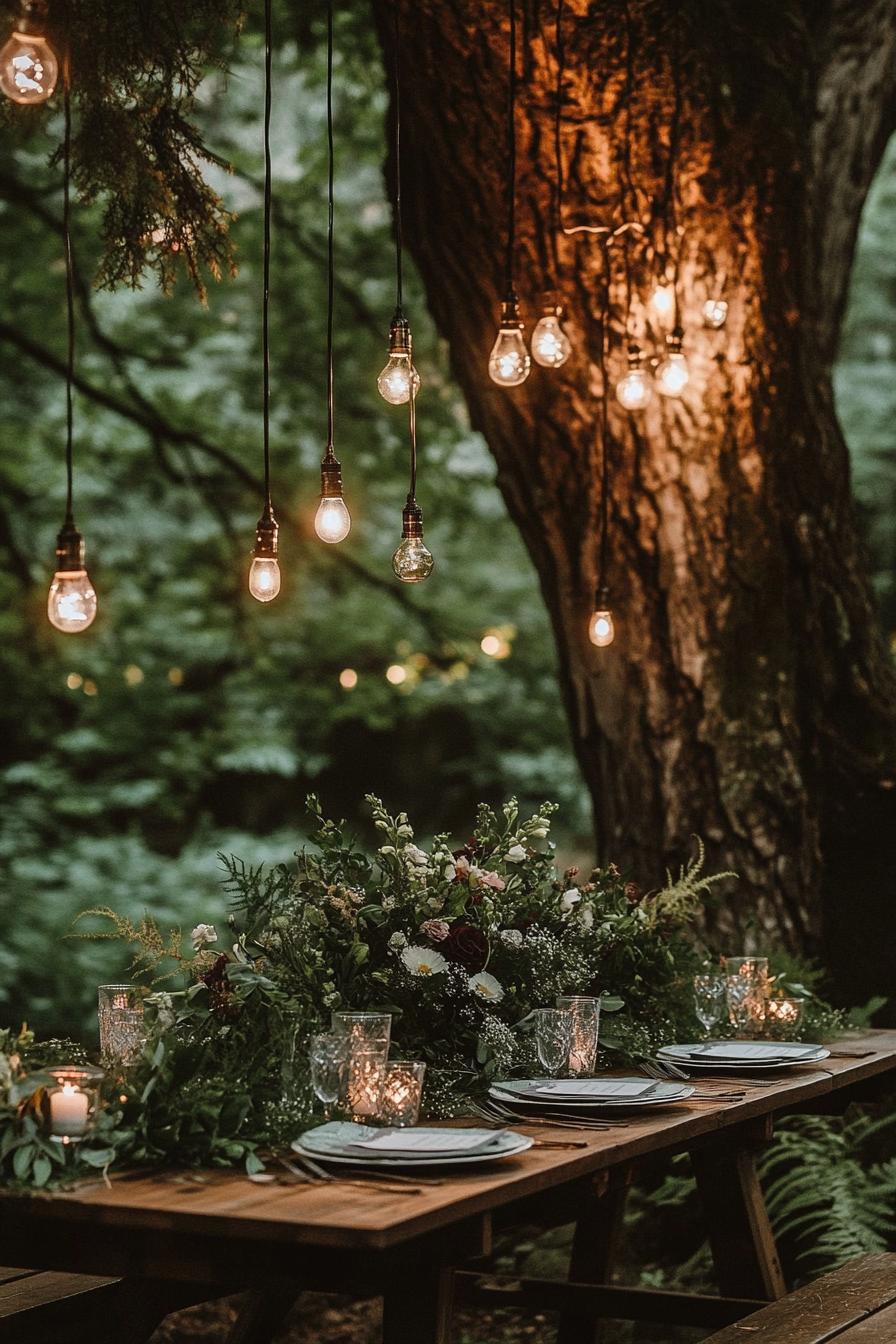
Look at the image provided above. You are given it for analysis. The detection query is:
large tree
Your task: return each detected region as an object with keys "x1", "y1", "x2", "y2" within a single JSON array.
[{"x1": 372, "y1": 0, "x2": 896, "y2": 1000}]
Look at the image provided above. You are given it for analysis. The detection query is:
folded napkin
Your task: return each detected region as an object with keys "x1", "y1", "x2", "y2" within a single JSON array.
[
  {"x1": 683, "y1": 1042, "x2": 819, "y2": 1061},
  {"x1": 345, "y1": 1127, "x2": 504, "y2": 1156}
]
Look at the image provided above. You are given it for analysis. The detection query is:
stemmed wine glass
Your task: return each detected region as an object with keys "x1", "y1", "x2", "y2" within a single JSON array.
[
  {"x1": 693, "y1": 974, "x2": 727, "y2": 1037},
  {"x1": 534, "y1": 1008, "x2": 574, "y2": 1078},
  {"x1": 308, "y1": 1032, "x2": 349, "y2": 1120}
]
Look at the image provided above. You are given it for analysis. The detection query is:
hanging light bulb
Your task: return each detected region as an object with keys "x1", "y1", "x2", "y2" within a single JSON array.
[
  {"x1": 616, "y1": 344, "x2": 653, "y2": 411},
  {"x1": 588, "y1": 587, "x2": 615, "y2": 648},
  {"x1": 702, "y1": 297, "x2": 728, "y2": 329},
  {"x1": 531, "y1": 292, "x2": 572, "y2": 368},
  {"x1": 315, "y1": 456, "x2": 351, "y2": 543},
  {"x1": 48, "y1": 521, "x2": 97, "y2": 634},
  {"x1": 248, "y1": 508, "x2": 280, "y2": 603},
  {"x1": 489, "y1": 293, "x2": 531, "y2": 387},
  {"x1": 378, "y1": 314, "x2": 420, "y2": 405},
  {"x1": 656, "y1": 327, "x2": 689, "y2": 398},
  {"x1": 649, "y1": 281, "x2": 675, "y2": 321},
  {"x1": 392, "y1": 499, "x2": 434, "y2": 583},
  {"x1": 0, "y1": 1, "x2": 57, "y2": 105}
]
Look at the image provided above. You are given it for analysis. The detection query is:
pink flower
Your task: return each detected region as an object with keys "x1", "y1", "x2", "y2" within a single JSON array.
[
  {"x1": 453, "y1": 855, "x2": 471, "y2": 879},
  {"x1": 478, "y1": 870, "x2": 506, "y2": 892},
  {"x1": 420, "y1": 918, "x2": 450, "y2": 941}
]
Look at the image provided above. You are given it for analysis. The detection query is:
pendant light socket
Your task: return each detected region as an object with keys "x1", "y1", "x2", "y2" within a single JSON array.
[
  {"x1": 499, "y1": 291, "x2": 524, "y2": 329},
  {"x1": 666, "y1": 326, "x2": 684, "y2": 356},
  {"x1": 388, "y1": 312, "x2": 412, "y2": 355},
  {"x1": 253, "y1": 507, "x2": 279, "y2": 558},
  {"x1": 320, "y1": 455, "x2": 344, "y2": 498},
  {"x1": 401, "y1": 497, "x2": 424, "y2": 538},
  {"x1": 55, "y1": 519, "x2": 85, "y2": 573},
  {"x1": 16, "y1": 0, "x2": 49, "y2": 36}
]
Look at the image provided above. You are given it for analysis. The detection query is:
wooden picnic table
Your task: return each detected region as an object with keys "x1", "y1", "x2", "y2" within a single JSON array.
[{"x1": 1, "y1": 1030, "x2": 895, "y2": 1344}]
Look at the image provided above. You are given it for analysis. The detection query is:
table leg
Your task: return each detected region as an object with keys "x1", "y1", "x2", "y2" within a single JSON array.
[
  {"x1": 556, "y1": 1165, "x2": 633, "y2": 1344},
  {"x1": 382, "y1": 1261, "x2": 454, "y2": 1344},
  {"x1": 691, "y1": 1138, "x2": 786, "y2": 1301},
  {"x1": 223, "y1": 1285, "x2": 301, "y2": 1344}
]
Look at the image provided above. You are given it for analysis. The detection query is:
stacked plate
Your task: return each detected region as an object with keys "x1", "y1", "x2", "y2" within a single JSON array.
[
  {"x1": 489, "y1": 1076, "x2": 694, "y2": 1112},
  {"x1": 657, "y1": 1040, "x2": 830, "y2": 1072},
  {"x1": 292, "y1": 1121, "x2": 533, "y2": 1170}
]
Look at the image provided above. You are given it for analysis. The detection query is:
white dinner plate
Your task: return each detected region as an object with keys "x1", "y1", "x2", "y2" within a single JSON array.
[
  {"x1": 292, "y1": 1122, "x2": 533, "y2": 1169},
  {"x1": 490, "y1": 1078, "x2": 694, "y2": 1108},
  {"x1": 658, "y1": 1041, "x2": 829, "y2": 1071}
]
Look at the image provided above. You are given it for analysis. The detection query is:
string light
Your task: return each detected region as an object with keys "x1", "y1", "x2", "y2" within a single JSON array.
[
  {"x1": 0, "y1": 0, "x2": 57, "y2": 105},
  {"x1": 656, "y1": 326, "x2": 689, "y2": 397},
  {"x1": 530, "y1": 4, "x2": 573, "y2": 372},
  {"x1": 315, "y1": 0, "x2": 351, "y2": 544},
  {"x1": 488, "y1": 0, "x2": 530, "y2": 388},
  {"x1": 48, "y1": 59, "x2": 97, "y2": 636},
  {"x1": 248, "y1": 0, "x2": 281, "y2": 603},
  {"x1": 703, "y1": 297, "x2": 728, "y2": 329},
  {"x1": 392, "y1": 390, "x2": 434, "y2": 583},
  {"x1": 378, "y1": 9, "x2": 420, "y2": 406},
  {"x1": 588, "y1": 246, "x2": 615, "y2": 649},
  {"x1": 649, "y1": 282, "x2": 675, "y2": 321},
  {"x1": 616, "y1": 344, "x2": 652, "y2": 411},
  {"x1": 339, "y1": 668, "x2": 358, "y2": 689},
  {"x1": 531, "y1": 294, "x2": 572, "y2": 368}
]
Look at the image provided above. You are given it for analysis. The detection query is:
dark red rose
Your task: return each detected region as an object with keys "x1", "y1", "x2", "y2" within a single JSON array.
[
  {"x1": 441, "y1": 922, "x2": 489, "y2": 973},
  {"x1": 200, "y1": 954, "x2": 238, "y2": 1018}
]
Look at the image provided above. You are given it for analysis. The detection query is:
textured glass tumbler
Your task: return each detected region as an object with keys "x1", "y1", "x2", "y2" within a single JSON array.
[
  {"x1": 380, "y1": 1060, "x2": 426, "y2": 1127},
  {"x1": 534, "y1": 1009, "x2": 573, "y2": 1077},
  {"x1": 98, "y1": 984, "x2": 146, "y2": 1067},
  {"x1": 556, "y1": 996, "x2": 600, "y2": 1075}
]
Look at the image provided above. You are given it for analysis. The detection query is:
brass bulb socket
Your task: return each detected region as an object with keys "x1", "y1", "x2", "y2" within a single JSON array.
[
  {"x1": 253, "y1": 511, "x2": 279, "y2": 558},
  {"x1": 540, "y1": 289, "x2": 564, "y2": 319},
  {"x1": 17, "y1": 0, "x2": 49, "y2": 35},
  {"x1": 499, "y1": 291, "x2": 524, "y2": 330},
  {"x1": 626, "y1": 343, "x2": 645, "y2": 369},
  {"x1": 388, "y1": 314, "x2": 412, "y2": 355},
  {"x1": 55, "y1": 520, "x2": 85, "y2": 573},
  {"x1": 320, "y1": 456, "x2": 344, "y2": 499},
  {"x1": 401, "y1": 499, "x2": 424, "y2": 539},
  {"x1": 666, "y1": 327, "x2": 684, "y2": 354}
]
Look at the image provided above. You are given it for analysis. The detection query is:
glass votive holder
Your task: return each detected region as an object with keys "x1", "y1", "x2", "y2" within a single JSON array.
[
  {"x1": 765, "y1": 997, "x2": 804, "y2": 1039},
  {"x1": 379, "y1": 1060, "x2": 426, "y2": 1127},
  {"x1": 98, "y1": 984, "x2": 146, "y2": 1067},
  {"x1": 721, "y1": 957, "x2": 770, "y2": 1036},
  {"x1": 45, "y1": 1065, "x2": 104, "y2": 1145},
  {"x1": 345, "y1": 1045, "x2": 388, "y2": 1122},
  {"x1": 330, "y1": 1011, "x2": 392, "y2": 1052},
  {"x1": 556, "y1": 995, "x2": 600, "y2": 1075}
]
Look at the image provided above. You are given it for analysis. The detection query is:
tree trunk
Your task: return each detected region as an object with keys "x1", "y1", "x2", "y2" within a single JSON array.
[{"x1": 374, "y1": 0, "x2": 896, "y2": 999}]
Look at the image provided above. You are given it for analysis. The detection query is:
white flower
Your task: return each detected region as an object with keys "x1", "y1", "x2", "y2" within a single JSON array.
[
  {"x1": 397, "y1": 823, "x2": 413, "y2": 838},
  {"x1": 191, "y1": 923, "x2": 218, "y2": 951},
  {"x1": 443, "y1": 861, "x2": 457, "y2": 881},
  {"x1": 454, "y1": 855, "x2": 472, "y2": 878},
  {"x1": 420, "y1": 918, "x2": 450, "y2": 941},
  {"x1": 505, "y1": 844, "x2": 527, "y2": 864},
  {"x1": 577, "y1": 903, "x2": 595, "y2": 932},
  {"x1": 382, "y1": 894, "x2": 397, "y2": 911},
  {"x1": 559, "y1": 888, "x2": 581, "y2": 913},
  {"x1": 500, "y1": 928, "x2": 523, "y2": 948},
  {"x1": 379, "y1": 845, "x2": 397, "y2": 856},
  {"x1": 468, "y1": 971, "x2": 504, "y2": 1002},
  {"x1": 388, "y1": 931, "x2": 407, "y2": 950},
  {"x1": 404, "y1": 844, "x2": 429, "y2": 868},
  {"x1": 401, "y1": 944, "x2": 448, "y2": 977}
]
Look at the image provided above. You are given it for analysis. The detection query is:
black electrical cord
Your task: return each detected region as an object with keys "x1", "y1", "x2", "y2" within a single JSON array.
[
  {"x1": 664, "y1": 3, "x2": 683, "y2": 327},
  {"x1": 551, "y1": 0, "x2": 563, "y2": 273},
  {"x1": 62, "y1": 57, "x2": 74, "y2": 525},
  {"x1": 504, "y1": 0, "x2": 517, "y2": 298},
  {"x1": 325, "y1": 0, "x2": 335, "y2": 457},
  {"x1": 392, "y1": 3, "x2": 403, "y2": 317},
  {"x1": 407, "y1": 380, "x2": 417, "y2": 503},
  {"x1": 261, "y1": 0, "x2": 273, "y2": 510},
  {"x1": 596, "y1": 242, "x2": 611, "y2": 595}
]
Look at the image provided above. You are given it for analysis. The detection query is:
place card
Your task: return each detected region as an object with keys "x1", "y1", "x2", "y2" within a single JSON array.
[
  {"x1": 687, "y1": 1042, "x2": 817, "y2": 1061},
  {"x1": 346, "y1": 1127, "x2": 501, "y2": 1155},
  {"x1": 536, "y1": 1078, "x2": 657, "y2": 1099}
]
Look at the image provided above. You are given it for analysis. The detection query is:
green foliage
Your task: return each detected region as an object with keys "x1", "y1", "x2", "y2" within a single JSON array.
[{"x1": 760, "y1": 1111, "x2": 896, "y2": 1279}]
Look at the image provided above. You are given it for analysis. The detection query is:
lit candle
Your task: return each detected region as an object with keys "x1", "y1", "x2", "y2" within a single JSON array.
[
  {"x1": 380, "y1": 1062, "x2": 425, "y2": 1127},
  {"x1": 347, "y1": 1051, "x2": 386, "y2": 1119},
  {"x1": 49, "y1": 1083, "x2": 89, "y2": 1138}
]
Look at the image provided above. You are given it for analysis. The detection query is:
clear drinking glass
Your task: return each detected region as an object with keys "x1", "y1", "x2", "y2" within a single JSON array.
[
  {"x1": 345, "y1": 1045, "x2": 388, "y2": 1122},
  {"x1": 722, "y1": 956, "x2": 770, "y2": 1036},
  {"x1": 556, "y1": 995, "x2": 600, "y2": 1075},
  {"x1": 380, "y1": 1061, "x2": 426, "y2": 1127},
  {"x1": 765, "y1": 997, "x2": 804, "y2": 1039},
  {"x1": 693, "y1": 974, "x2": 728, "y2": 1036},
  {"x1": 534, "y1": 1008, "x2": 574, "y2": 1077},
  {"x1": 308, "y1": 1032, "x2": 349, "y2": 1120},
  {"x1": 97, "y1": 984, "x2": 146, "y2": 1067},
  {"x1": 330, "y1": 1011, "x2": 391, "y2": 1051}
]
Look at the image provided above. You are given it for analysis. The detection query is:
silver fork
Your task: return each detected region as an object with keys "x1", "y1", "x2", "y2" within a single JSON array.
[
  {"x1": 470, "y1": 1097, "x2": 624, "y2": 1131},
  {"x1": 283, "y1": 1153, "x2": 429, "y2": 1194},
  {"x1": 639, "y1": 1061, "x2": 746, "y2": 1099}
]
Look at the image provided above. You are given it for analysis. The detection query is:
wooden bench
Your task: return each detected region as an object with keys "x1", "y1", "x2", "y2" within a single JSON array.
[
  {"x1": 705, "y1": 1253, "x2": 896, "y2": 1342},
  {"x1": 0, "y1": 1266, "x2": 121, "y2": 1344}
]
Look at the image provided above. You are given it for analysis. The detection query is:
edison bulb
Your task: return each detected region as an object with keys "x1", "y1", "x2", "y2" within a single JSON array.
[
  {"x1": 656, "y1": 352, "x2": 689, "y2": 398},
  {"x1": 248, "y1": 556, "x2": 281, "y2": 602},
  {"x1": 703, "y1": 298, "x2": 728, "y2": 329},
  {"x1": 588, "y1": 607, "x2": 615, "y2": 648},
  {"x1": 616, "y1": 368, "x2": 652, "y2": 411},
  {"x1": 314, "y1": 495, "x2": 351, "y2": 544},
  {"x1": 649, "y1": 283, "x2": 675, "y2": 320},
  {"x1": 392, "y1": 535, "x2": 434, "y2": 583},
  {"x1": 0, "y1": 31, "x2": 57, "y2": 104},
  {"x1": 47, "y1": 569, "x2": 97, "y2": 634},
  {"x1": 488, "y1": 328, "x2": 531, "y2": 386},
  {"x1": 377, "y1": 353, "x2": 421, "y2": 405},
  {"x1": 531, "y1": 314, "x2": 571, "y2": 368}
]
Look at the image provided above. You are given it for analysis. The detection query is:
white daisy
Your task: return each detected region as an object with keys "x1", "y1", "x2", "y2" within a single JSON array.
[
  {"x1": 401, "y1": 944, "x2": 448, "y2": 977},
  {"x1": 468, "y1": 971, "x2": 504, "y2": 1002}
]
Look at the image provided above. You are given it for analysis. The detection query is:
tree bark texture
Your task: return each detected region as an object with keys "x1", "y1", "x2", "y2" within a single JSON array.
[{"x1": 373, "y1": 0, "x2": 896, "y2": 999}]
